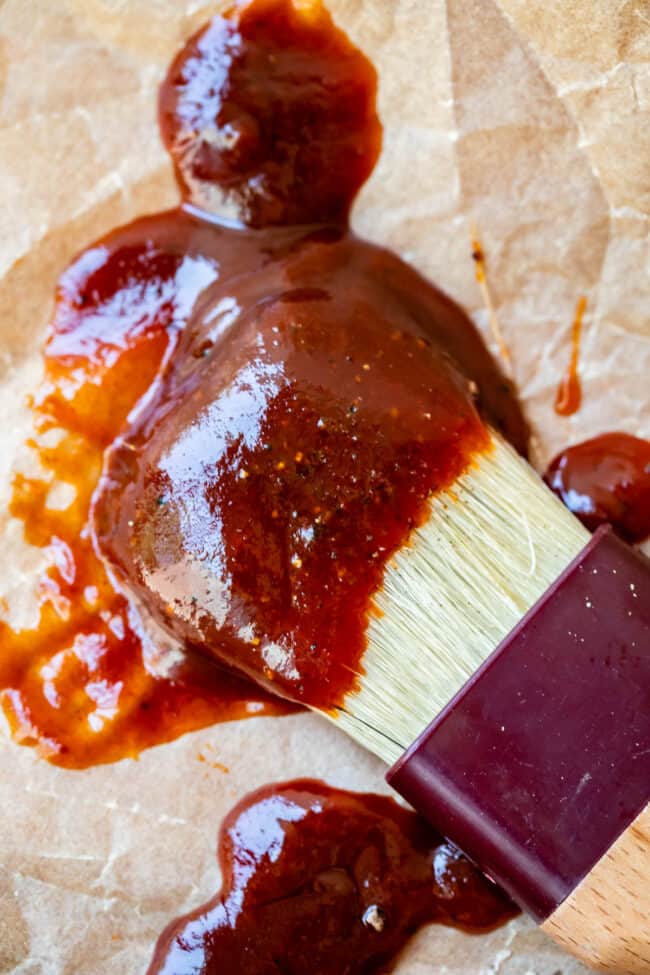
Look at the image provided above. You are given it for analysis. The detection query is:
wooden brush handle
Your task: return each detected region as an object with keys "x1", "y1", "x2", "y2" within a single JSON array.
[
  {"x1": 388, "y1": 527, "x2": 650, "y2": 974},
  {"x1": 542, "y1": 805, "x2": 650, "y2": 974}
]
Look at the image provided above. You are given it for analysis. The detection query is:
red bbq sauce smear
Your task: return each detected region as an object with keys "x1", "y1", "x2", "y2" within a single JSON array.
[
  {"x1": 1, "y1": 0, "x2": 525, "y2": 765},
  {"x1": 545, "y1": 433, "x2": 650, "y2": 544},
  {"x1": 148, "y1": 779, "x2": 518, "y2": 975}
]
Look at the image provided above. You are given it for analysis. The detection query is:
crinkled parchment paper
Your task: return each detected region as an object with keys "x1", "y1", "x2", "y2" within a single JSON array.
[{"x1": 1, "y1": 1, "x2": 648, "y2": 972}]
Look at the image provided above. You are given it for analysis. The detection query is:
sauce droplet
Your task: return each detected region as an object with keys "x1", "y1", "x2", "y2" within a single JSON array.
[
  {"x1": 544, "y1": 432, "x2": 650, "y2": 543},
  {"x1": 147, "y1": 780, "x2": 518, "y2": 975},
  {"x1": 554, "y1": 296, "x2": 587, "y2": 417}
]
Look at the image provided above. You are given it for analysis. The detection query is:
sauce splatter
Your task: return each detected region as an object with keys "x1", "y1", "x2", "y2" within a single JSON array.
[
  {"x1": 147, "y1": 780, "x2": 518, "y2": 975},
  {"x1": 554, "y1": 296, "x2": 586, "y2": 417},
  {"x1": 1, "y1": 0, "x2": 525, "y2": 764},
  {"x1": 544, "y1": 432, "x2": 650, "y2": 544}
]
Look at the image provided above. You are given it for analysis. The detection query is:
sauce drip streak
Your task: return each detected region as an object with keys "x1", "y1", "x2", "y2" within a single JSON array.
[
  {"x1": 147, "y1": 780, "x2": 518, "y2": 975},
  {"x1": 471, "y1": 233, "x2": 512, "y2": 375},
  {"x1": 554, "y1": 296, "x2": 586, "y2": 417}
]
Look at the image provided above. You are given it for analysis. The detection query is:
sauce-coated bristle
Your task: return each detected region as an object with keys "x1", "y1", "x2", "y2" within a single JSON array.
[{"x1": 332, "y1": 432, "x2": 589, "y2": 764}]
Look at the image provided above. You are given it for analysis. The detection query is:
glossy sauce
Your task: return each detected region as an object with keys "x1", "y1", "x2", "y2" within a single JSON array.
[
  {"x1": 0, "y1": 217, "x2": 292, "y2": 768},
  {"x1": 554, "y1": 296, "x2": 586, "y2": 417},
  {"x1": 93, "y1": 0, "x2": 526, "y2": 710},
  {"x1": 545, "y1": 432, "x2": 650, "y2": 544},
  {"x1": 148, "y1": 779, "x2": 518, "y2": 975},
  {"x1": 1, "y1": 0, "x2": 524, "y2": 763},
  {"x1": 159, "y1": 1, "x2": 382, "y2": 228}
]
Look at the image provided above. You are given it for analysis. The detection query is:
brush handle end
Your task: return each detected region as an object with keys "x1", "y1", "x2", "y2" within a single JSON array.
[{"x1": 542, "y1": 805, "x2": 650, "y2": 974}]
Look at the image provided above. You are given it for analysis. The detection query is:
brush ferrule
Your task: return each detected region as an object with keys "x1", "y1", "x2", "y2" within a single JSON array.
[{"x1": 387, "y1": 526, "x2": 650, "y2": 920}]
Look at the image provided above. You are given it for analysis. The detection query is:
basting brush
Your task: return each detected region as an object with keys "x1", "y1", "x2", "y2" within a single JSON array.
[
  {"x1": 98, "y1": 385, "x2": 649, "y2": 972},
  {"x1": 329, "y1": 429, "x2": 650, "y2": 974},
  {"x1": 88, "y1": 4, "x2": 649, "y2": 966}
]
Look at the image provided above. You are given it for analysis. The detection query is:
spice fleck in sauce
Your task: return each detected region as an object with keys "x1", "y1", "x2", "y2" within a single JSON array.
[
  {"x1": 554, "y1": 296, "x2": 586, "y2": 417},
  {"x1": 147, "y1": 780, "x2": 518, "y2": 975},
  {"x1": 1, "y1": 0, "x2": 525, "y2": 764},
  {"x1": 545, "y1": 432, "x2": 650, "y2": 544}
]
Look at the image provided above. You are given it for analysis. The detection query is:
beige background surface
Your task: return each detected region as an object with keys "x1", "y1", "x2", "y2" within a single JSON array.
[{"x1": 1, "y1": 1, "x2": 649, "y2": 973}]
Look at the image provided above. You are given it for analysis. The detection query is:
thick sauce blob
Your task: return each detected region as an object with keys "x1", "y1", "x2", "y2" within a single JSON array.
[
  {"x1": 159, "y1": 0, "x2": 382, "y2": 227},
  {"x1": 544, "y1": 432, "x2": 650, "y2": 544},
  {"x1": 1, "y1": 0, "x2": 524, "y2": 763},
  {"x1": 93, "y1": 0, "x2": 525, "y2": 710},
  {"x1": 148, "y1": 780, "x2": 518, "y2": 975}
]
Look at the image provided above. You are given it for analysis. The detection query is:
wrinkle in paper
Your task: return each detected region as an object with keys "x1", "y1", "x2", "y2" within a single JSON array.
[{"x1": 0, "y1": 1, "x2": 648, "y2": 973}]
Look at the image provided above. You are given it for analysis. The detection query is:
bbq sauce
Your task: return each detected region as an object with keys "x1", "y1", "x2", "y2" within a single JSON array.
[
  {"x1": 545, "y1": 432, "x2": 650, "y2": 544},
  {"x1": 2, "y1": 0, "x2": 525, "y2": 763},
  {"x1": 554, "y1": 296, "x2": 586, "y2": 417},
  {"x1": 93, "y1": 0, "x2": 526, "y2": 710},
  {"x1": 147, "y1": 780, "x2": 518, "y2": 975},
  {"x1": 159, "y1": 0, "x2": 382, "y2": 228},
  {"x1": 0, "y1": 216, "x2": 293, "y2": 768}
]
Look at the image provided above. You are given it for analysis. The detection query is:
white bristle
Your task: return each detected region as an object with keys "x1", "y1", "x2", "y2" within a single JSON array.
[{"x1": 330, "y1": 431, "x2": 590, "y2": 765}]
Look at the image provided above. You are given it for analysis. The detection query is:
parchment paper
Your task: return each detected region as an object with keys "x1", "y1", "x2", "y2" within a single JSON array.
[{"x1": 1, "y1": 1, "x2": 649, "y2": 973}]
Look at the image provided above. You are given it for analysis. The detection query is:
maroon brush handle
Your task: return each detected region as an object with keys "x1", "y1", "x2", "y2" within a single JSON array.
[{"x1": 387, "y1": 527, "x2": 650, "y2": 966}]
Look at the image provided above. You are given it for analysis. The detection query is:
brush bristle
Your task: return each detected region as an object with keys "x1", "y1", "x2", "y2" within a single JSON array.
[{"x1": 330, "y1": 431, "x2": 590, "y2": 765}]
